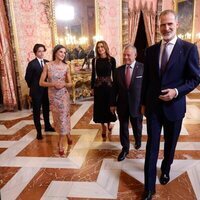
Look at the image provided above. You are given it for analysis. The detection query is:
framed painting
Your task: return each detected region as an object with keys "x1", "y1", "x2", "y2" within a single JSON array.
[{"x1": 175, "y1": 0, "x2": 195, "y2": 42}]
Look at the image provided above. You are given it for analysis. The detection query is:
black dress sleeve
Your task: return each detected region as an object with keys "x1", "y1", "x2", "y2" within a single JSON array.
[
  {"x1": 91, "y1": 58, "x2": 96, "y2": 89},
  {"x1": 111, "y1": 57, "x2": 116, "y2": 81}
]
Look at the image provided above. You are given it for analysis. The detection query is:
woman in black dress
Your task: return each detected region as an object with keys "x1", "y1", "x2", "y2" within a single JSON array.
[{"x1": 91, "y1": 40, "x2": 117, "y2": 141}]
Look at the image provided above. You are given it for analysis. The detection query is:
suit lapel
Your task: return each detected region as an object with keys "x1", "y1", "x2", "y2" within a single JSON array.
[
  {"x1": 35, "y1": 58, "x2": 43, "y2": 71},
  {"x1": 165, "y1": 38, "x2": 182, "y2": 73},
  {"x1": 120, "y1": 65, "x2": 127, "y2": 88},
  {"x1": 156, "y1": 42, "x2": 161, "y2": 77},
  {"x1": 129, "y1": 62, "x2": 138, "y2": 87}
]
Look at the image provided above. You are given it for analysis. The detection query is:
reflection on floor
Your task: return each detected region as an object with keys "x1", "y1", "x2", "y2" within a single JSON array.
[{"x1": 0, "y1": 86, "x2": 200, "y2": 200}]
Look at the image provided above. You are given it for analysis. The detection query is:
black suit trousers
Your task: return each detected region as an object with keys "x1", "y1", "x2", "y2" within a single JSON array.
[
  {"x1": 119, "y1": 114, "x2": 143, "y2": 152},
  {"x1": 32, "y1": 91, "x2": 50, "y2": 133},
  {"x1": 144, "y1": 110, "x2": 182, "y2": 191}
]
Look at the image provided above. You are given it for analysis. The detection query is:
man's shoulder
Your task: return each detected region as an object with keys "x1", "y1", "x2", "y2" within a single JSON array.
[
  {"x1": 117, "y1": 65, "x2": 125, "y2": 70},
  {"x1": 175, "y1": 38, "x2": 198, "y2": 54},
  {"x1": 28, "y1": 58, "x2": 37, "y2": 64},
  {"x1": 136, "y1": 61, "x2": 144, "y2": 67},
  {"x1": 27, "y1": 58, "x2": 38, "y2": 68},
  {"x1": 178, "y1": 38, "x2": 195, "y2": 48},
  {"x1": 147, "y1": 42, "x2": 160, "y2": 50}
]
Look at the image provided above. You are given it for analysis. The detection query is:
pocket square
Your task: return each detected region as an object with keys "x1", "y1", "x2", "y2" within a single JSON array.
[{"x1": 136, "y1": 76, "x2": 142, "y2": 78}]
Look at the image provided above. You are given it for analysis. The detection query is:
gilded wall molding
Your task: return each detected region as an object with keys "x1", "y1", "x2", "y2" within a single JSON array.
[
  {"x1": 41, "y1": 0, "x2": 58, "y2": 46},
  {"x1": 42, "y1": 0, "x2": 98, "y2": 46},
  {"x1": 6, "y1": 0, "x2": 23, "y2": 109}
]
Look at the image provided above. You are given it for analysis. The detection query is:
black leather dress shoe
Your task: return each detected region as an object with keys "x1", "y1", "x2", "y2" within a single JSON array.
[
  {"x1": 36, "y1": 132, "x2": 43, "y2": 140},
  {"x1": 134, "y1": 140, "x2": 141, "y2": 150},
  {"x1": 117, "y1": 150, "x2": 128, "y2": 161},
  {"x1": 159, "y1": 173, "x2": 170, "y2": 185},
  {"x1": 45, "y1": 127, "x2": 55, "y2": 132},
  {"x1": 143, "y1": 190, "x2": 155, "y2": 200}
]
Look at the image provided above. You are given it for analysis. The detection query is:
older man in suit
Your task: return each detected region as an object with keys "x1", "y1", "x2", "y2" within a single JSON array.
[
  {"x1": 111, "y1": 45, "x2": 144, "y2": 161},
  {"x1": 141, "y1": 10, "x2": 200, "y2": 200},
  {"x1": 25, "y1": 44, "x2": 54, "y2": 140}
]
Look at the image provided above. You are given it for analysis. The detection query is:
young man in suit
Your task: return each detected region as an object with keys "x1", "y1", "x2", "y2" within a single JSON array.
[
  {"x1": 141, "y1": 10, "x2": 200, "y2": 200},
  {"x1": 25, "y1": 44, "x2": 54, "y2": 140},
  {"x1": 111, "y1": 45, "x2": 144, "y2": 161}
]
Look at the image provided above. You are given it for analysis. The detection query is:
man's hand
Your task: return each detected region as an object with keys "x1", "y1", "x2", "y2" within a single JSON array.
[
  {"x1": 110, "y1": 106, "x2": 116, "y2": 115},
  {"x1": 159, "y1": 88, "x2": 177, "y2": 101}
]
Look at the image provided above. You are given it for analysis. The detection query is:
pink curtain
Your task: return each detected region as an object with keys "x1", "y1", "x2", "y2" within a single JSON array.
[
  {"x1": 0, "y1": 0, "x2": 17, "y2": 111},
  {"x1": 128, "y1": 1, "x2": 141, "y2": 45},
  {"x1": 142, "y1": 1, "x2": 156, "y2": 46}
]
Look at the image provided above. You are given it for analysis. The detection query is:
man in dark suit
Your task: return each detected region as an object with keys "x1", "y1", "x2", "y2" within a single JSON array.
[
  {"x1": 82, "y1": 45, "x2": 95, "y2": 69},
  {"x1": 25, "y1": 44, "x2": 54, "y2": 140},
  {"x1": 77, "y1": 45, "x2": 86, "y2": 59},
  {"x1": 141, "y1": 10, "x2": 200, "y2": 200},
  {"x1": 111, "y1": 45, "x2": 144, "y2": 161}
]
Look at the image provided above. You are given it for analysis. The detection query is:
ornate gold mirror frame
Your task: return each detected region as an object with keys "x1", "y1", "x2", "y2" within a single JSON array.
[
  {"x1": 43, "y1": 0, "x2": 99, "y2": 103},
  {"x1": 43, "y1": 0, "x2": 99, "y2": 47}
]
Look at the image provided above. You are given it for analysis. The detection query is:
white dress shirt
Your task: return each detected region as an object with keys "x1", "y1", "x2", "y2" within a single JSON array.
[
  {"x1": 159, "y1": 36, "x2": 179, "y2": 97},
  {"x1": 159, "y1": 36, "x2": 177, "y2": 68}
]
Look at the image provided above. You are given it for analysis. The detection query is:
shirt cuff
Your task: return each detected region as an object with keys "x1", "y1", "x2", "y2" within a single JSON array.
[{"x1": 174, "y1": 88, "x2": 178, "y2": 98}]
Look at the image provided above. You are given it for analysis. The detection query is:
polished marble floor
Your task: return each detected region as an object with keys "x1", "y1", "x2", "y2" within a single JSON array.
[{"x1": 0, "y1": 87, "x2": 200, "y2": 200}]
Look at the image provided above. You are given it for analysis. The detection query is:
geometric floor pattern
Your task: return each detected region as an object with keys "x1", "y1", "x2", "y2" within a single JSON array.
[{"x1": 0, "y1": 86, "x2": 200, "y2": 200}]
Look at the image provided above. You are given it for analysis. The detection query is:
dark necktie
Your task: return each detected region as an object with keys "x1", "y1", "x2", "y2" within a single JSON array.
[
  {"x1": 161, "y1": 43, "x2": 169, "y2": 75},
  {"x1": 40, "y1": 60, "x2": 44, "y2": 69},
  {"x1": 125, "y1": 65, "x2": 131, "y2": 88}
]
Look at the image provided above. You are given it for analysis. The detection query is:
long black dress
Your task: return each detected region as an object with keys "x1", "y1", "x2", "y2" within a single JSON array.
[{"x1": 91, "y1": 56, "x2": 117, "y2": 123}]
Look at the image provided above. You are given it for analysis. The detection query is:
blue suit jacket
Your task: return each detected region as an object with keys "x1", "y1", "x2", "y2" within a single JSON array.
[{"x1": 141, "y1": 38, "x2": 200, "y2": 121}]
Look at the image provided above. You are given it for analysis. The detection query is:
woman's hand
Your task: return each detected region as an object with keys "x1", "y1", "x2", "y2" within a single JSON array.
[{"x1": 54, "y1": 82, "x2": 65, "y2": 89}]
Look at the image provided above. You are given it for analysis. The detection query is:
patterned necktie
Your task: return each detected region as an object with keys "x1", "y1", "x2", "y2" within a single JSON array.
[
  {"x1": 161, "y1": 43, "x2": 169, "y2": 75},
  {"x1": 125, "y1": 65, "x2": 131, "y2": 88}
]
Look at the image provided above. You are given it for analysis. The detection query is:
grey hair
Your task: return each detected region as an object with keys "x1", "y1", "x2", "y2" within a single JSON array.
[
  {"x1": 123, "y1": 44, "x2": 137, "y2": 54},
  {"x1": 159, "y1": 10, "x2": 178, "y2": 21}
]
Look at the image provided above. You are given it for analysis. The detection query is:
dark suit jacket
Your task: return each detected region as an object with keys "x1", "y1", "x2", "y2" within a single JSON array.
[
  {"x1": 141, "y1": 38, "x2": 200, "y2": 121},
  {"x1": 111, "y1": 61, "x2": 144, "y2": 118},
  {"x1": 25, "y1": 58, "x2": 48, "y2": 99}
]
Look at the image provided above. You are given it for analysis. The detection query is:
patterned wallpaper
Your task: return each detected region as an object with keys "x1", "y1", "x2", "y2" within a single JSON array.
[
  {"x1": 11, "y1": 0, "x2": 122, "y2": 96},
  {"x1": 12, "y1": 0, "x2": 52, "y2": 94},
  {"x1": 97, "y1": 0, "x2": 122, "y2": 66}
]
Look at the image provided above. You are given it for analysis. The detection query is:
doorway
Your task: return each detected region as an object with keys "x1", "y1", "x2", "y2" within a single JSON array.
[{"x1": 134, "y1": 11, "x2": 148, "y2": 64}]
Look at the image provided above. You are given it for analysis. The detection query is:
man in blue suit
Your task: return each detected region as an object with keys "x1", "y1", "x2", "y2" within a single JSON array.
[
  {"x1": 25, "y1": 44, "x2": 54, "y2": 140},
  {"x1": 141, "y1": 10, "x2": 200, "y2": 200}
]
